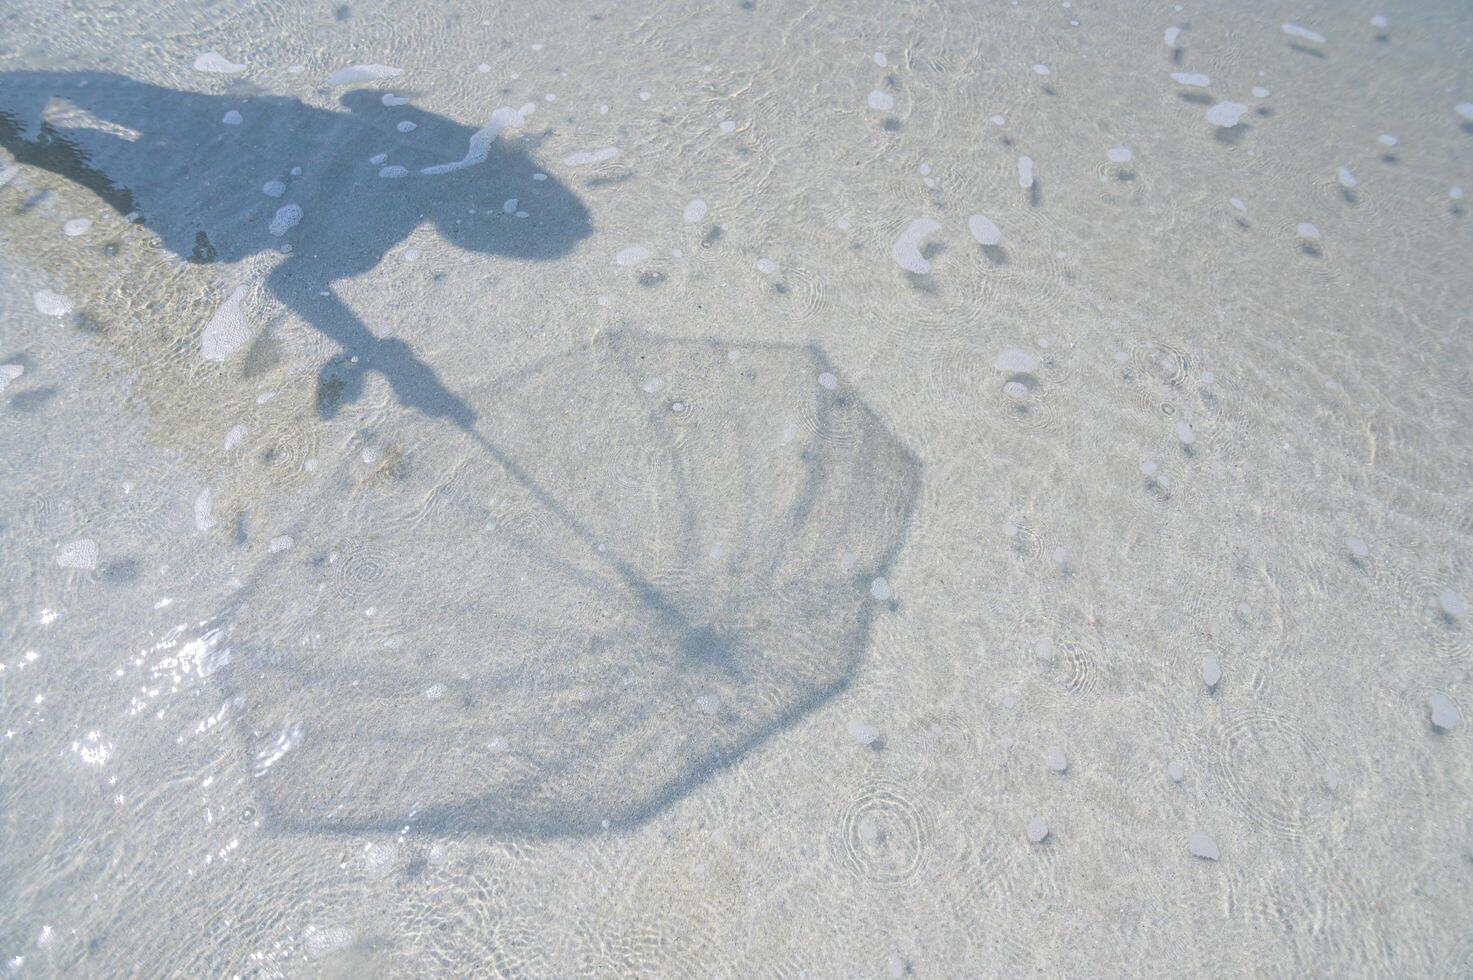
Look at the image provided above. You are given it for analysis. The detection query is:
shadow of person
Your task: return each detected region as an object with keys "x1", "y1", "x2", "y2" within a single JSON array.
[{"x1": 0, "y1": 70, "x2": 592, "y2": 429}]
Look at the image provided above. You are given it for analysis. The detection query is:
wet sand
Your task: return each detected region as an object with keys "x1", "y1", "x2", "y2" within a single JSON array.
[{"x1": 2, "y1": 0, "x2": 1471, "y2": 975}]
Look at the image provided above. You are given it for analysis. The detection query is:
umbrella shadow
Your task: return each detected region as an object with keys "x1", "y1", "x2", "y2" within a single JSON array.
[
  {"x1": 212, "y1": 332, "x2": 921, "y2": 839},
  {"x1": 0, "y1": 69, "x2": 592, "y2": 429}
]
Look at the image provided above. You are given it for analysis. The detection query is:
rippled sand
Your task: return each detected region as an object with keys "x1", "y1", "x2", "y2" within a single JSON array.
[{"x1": 2, "y1": 0, "x2": 1471, "y2": 975}]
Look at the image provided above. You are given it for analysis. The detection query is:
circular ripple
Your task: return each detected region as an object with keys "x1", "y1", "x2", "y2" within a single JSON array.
[
  {"x1": 1131, "y1": 340, "x2": 1191, "y2": 389},
  {"x1": 1308, "y1": 170, "x2": 1387, "y2": 222},
  {"x1": 831, "y1": 778, "x2": 933, "y2": 886},
  {"x1": 796, "y1": 385, "x2": 870, "y2": 449},
  {"x1": 984, "y1": 370, "x2": 1063, "y2": 434},
  {"x1": 1278, "y1": 220, "x2": 1339, "y2": 282},
  {"x1": 254, "y1": 413, "x2": 322, "y2": 489},
  {"x1": 337, "y1": 546, "x2": 392, "y2": 599},
  {"x1": 1002, "y1": 518, "x2": 1046, "y2": 565},
  {"x1": 769, "y1": 263, "x2": 832, "y2": 324},
  {"x1": 1058, "y1": 630, "x2": 1107, "y2": 696},
  {"x1": 1214, "y1": 709, "x2": 1333, "y2": 839}
]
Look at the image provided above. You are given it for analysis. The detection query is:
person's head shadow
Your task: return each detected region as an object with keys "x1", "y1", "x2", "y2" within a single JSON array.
[{"x1": 0, "y1": 70, "x2": 592, "y2": 430}]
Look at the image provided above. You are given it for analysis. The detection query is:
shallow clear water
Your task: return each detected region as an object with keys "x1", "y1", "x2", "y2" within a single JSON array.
[{"x1": 2, "y1": 0, "x2": 1472, "y2": 976}]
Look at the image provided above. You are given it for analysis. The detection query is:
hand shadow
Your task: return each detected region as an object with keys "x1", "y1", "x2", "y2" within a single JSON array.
[{"x1": 0, "y1": 70, "x2": 593, "y2": 431}]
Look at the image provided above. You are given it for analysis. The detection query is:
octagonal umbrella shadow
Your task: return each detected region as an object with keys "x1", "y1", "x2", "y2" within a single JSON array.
[{"x1": 216, "y1": 331, "x2": 919, "y2": 838}]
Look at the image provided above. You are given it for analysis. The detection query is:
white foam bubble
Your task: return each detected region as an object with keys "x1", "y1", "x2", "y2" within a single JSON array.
[
  {"x1": 1163, "y1": 27, "x2": 1181, "y2": 47},
  {"x1": 193, "y1": 51, "x2": 245, "y2": 74},
  {"x1": 562, "y1": 146, "x2": 619, "y2": 166},
  {"x1": 1032, "y1": 64, "x2": 1051, "y2": 76},
  {"x1": 502, "y1": 198, "x2": 518, "y2": 214},
  {"x1": 994, "y1": 348, "x2": 1037, "y2": 373},
  {"x1": 1107, "y1": 146, "x2": 1132, "y2": 163},
  {"x1": 890, "y1": 217, "x2": 942, "y2": 274},
  {"x1": 1458, "y1": 103, "x2": 1473, "y2": 121},
  {"x1": 990, "y1": 114, "x2": 1006, "y2": 126},
  {"x1": 1171, "y1": 72, "x2": 1211, "y2": 87},
  {"x1": 396, "y1": 120, "x2": 417, "y2": 133},
  {"x1": 269, "y1": 204, "x2": 302, "y2": 236},
  {"x1": 221, "y1": 110, "x2": 243, "y2": 126},
  {"x1": 1336, "y1": 166, "x2": 1357, "y2": 189},
  {"x1": 382, "y1": 93, "x2": 408, "y2": 106},
  {"x1": 867, "y1": 90, "x2": 895, "y2": 111},
  {"x1": 755, "y1": 257, "x2": 778, "y2": 275},
  {"x1": 1378, "y1": 133, "x2": 1398, "y2": 147},
  {"x1": 63, "y1": 218, "x2": 92, "y2": 236},
  {"x1": 1297, "y1": 222, "x2": 1320, "y2": 239},
  {"x1": 719, "y1": 120, "x2": 736, "y2": 133},
  {"x1": 0, "y1": 363, "x2": 23, "y2": 394},
  {"x1": 269, "y1": 535, "x2": 294, "y2": 553},
  {"x1": 201, "y1": 284, "x2": 252, "y2": 361},
  {"x1": 818, "y1": 372, "x2": 838, "y2": 390},
  {"x1": 327, "y1": 64, "x2": 402, "y2": 86},
  {"x1": 1252, "y1": 86, "x2": 1271, "y2": 98},
  {"x1": 873, "y1": 52, "x2": 887, "y2": 67},
  {"x1": 615, "y1": 245, "x2": 651, "y2": 266},
  {"x1": 378, "y1": 165, "x2": 408, "y2": 178},
  {"x1": 967, "y1": 214, "x2": 1002, "y2": 246},
  {"x1": 33, "y1": 289, "x2": 72, "y2": 317},
  {"x1": 420, "y1": 105, "x2": 532, "y2": 175},
  {"x1": 1230, "y1": 197, "x2": 1247, "y2": 212},
  {"x1": 683, "y1": 198, "x2": 708, "y2": 223},
  {"x1": 1371, "y1": 15, "x2": 1388, "y2": 28},
  {"x1": 1205, "y1": 101, "x2": 1247, "y2": 128},
  {"x1": 302, "y1": 924, "x2": 350, "y2": 959},
  {"x1": 262, "y1": 180, "x2": 286, "y2": 197},
  {"x1": 223, "y1": 424, "x2": 247, "y2": 451},
  {"x1": 1018, "y1": 156, "x2": 1035, "y2": 189},
  {"x1": 194, "y1": 488, "x2": 215, "y2": 531},
  {"x1": 1281, "y1": 23, "x2": 1326, "y2": 44},
  {"x1": 56, "y1": 539, "x2": 98, "y2": 570},
  {"x1": 870, "y1": 577, "x2": 893, "y2": 601}
]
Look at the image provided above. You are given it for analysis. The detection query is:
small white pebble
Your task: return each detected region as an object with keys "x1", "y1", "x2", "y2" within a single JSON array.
[
  {"x1": 1429, "y1": 693, "x2": 1461, "y2": 734},
  {"x1": 1188, "y1": 831, "x2": 1220, "y2": 861},
  {"x1": 867, "y1": 90, "x2": 895, "y2": 111},
  {"x1": 1206, "y1": 101, "x2": 1248, "y2": 128}
]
